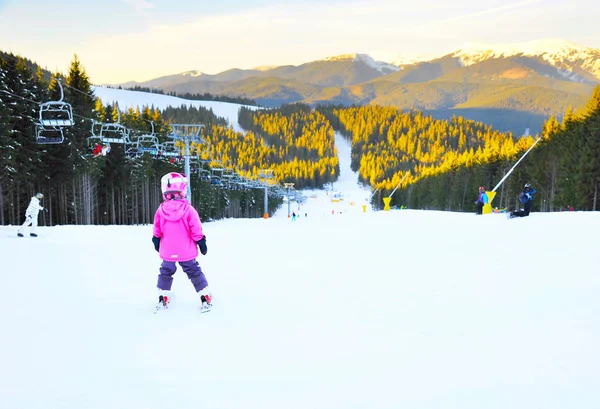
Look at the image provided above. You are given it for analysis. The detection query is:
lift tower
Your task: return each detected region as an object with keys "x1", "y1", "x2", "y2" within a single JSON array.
[{"x1": 168, "y1": 124, "x2": 207, "y2": 203}]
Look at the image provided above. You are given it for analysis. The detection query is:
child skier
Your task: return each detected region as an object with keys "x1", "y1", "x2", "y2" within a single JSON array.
[
  {"x1": 17, "y1": 193, "x2": 46, "y2": 237},
  {"x1": 152, "y1": 172, "x2": 212, "y2": 312}
]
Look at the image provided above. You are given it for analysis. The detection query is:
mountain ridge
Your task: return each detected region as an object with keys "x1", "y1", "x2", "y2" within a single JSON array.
[{"x1": 113, "y1": 39, "x2": 599, "y2": 134}]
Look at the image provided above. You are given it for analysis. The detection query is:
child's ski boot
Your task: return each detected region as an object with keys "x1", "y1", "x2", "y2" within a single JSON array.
[
  {"x1": 198, "y1": 287, "x2": 212, "y2": 313},
  {"x1": 154, "y1": 292, "x2": 170, "y2": 313}
]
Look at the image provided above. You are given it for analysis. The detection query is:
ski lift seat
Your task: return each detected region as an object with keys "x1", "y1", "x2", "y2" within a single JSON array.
[
  {"x1": 40, "y1": 118, "x2": 73, "y2": 127},
  {"x1": 102, "y1": 137, "x2": 130, "y2": 144},
  {"x1": 37, "y1": 135, "x2": 64, "y2": 144},
  {"x1": 36, "y1": 125, "x2": 65, "y2": 144},
  {"x1": 138, "y1": 147, "x2": 158, "y2": 154}
]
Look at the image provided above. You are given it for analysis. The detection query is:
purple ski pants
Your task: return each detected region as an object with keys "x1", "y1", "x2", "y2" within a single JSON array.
[{"x1": 157, "y1": 259, "x2": 208, "y2": 293}]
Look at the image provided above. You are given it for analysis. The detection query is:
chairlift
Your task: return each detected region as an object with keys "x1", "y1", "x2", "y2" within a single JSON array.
[
  {"x1": 100, "y1": 123, "x2": 130, "y2": 144},
  {"x1": 97, "y1": 109, "x2": 130, "y2": 144},
  {"x1": 134, "y1": 121, "x2": 159, "y2": 154},
  {"x1": 158, "y1": 141, "x2": 180, "y2": 158},
  {"x1": 36, "y1": 126, "x2": 65, "y2": 144},
  {"x1": 87, "y1": 121, "x2": 101, "y2": 155},
  {"x1": 199, "y1": 168, "x2": 211, "y2": 182},
  {"x1": 36, "y1": 81, "x2": 73, "y2": 144},
  {"x1": 135, "y1": 134, "x2": 159, "y2": 155},
  {"x1": 188, "y1": 156, "x2": 201, "y2": 173},
  {"x1": 211, "y1": 165, "x2": 224, "y2": 179}
]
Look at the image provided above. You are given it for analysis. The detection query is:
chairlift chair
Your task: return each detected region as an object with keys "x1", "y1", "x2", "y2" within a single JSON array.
[
  {"x1": 36, "y1": 125, "x2": 65, "y2": 144},
  {"x1": 199, "y1": 169, "x2": 211, "y2": 182},
  {"x1": 35, "y1": 81, "x2": 73, "y2": 144},
  {"x1": 100, "y1": 122, "x2": 131, "y2": 144},
  {"x1": 158, "y1": 141, "x2": 180, "y2": 158},
  {"x1": 135, "y1": 134, "x2": 159, "y2": 155},
  {"x1": 86, "y1": 121, "x2": 109, "y2": 156},
  {"x1": 132, "y1": 121, "x2": 159, "y2": 155}
]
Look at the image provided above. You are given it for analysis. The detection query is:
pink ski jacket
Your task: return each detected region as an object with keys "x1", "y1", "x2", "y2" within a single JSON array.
[{"x1": 153, "y1": 199, "x2": 205, "y2": 262}]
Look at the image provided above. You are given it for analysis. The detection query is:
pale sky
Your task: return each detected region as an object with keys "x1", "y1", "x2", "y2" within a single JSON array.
[{"x1": 1, "y1": 0, "x2": 598, "y2": 84}]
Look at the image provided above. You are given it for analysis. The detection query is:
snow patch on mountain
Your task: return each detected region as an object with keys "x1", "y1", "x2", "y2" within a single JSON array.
[
  {"x1": 252, "y1": 66, "x2": 278, "y2": 71},
  {"x1": 453, "y1": 39, "x2": 600, "y2": 81},
  {"x1": 323, "y1": 53, "x2": 400, "y2": 74},
  {"x1": 390, "y1": 54, "x2": 437, "y2": 67},
  {"x1": 179, "y1": 70, "x2": 204, "y2": 77}
]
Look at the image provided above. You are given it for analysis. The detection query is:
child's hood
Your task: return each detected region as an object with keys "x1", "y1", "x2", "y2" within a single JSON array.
[{"x1": 158, "y1": 200, "x2": 190, "y2": 221}]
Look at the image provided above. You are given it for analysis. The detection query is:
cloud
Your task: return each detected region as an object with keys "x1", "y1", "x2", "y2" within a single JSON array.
[
  {"x1": 76, "y1": 0, "x2": 599, "y2": 83},
  {"x1": 435, "y1": 0, "x2": 543, "y2": 23},
  {"x1": 119, "y1": 0, "x2": 153, "y2": 14}
]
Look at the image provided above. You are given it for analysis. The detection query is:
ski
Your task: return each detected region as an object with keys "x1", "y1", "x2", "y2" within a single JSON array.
[{"x1": 152, "y1": 297, "x2": 213, "y2": 314}]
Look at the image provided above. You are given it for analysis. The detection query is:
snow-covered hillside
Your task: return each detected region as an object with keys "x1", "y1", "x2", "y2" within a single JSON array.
[
  {"x1": 92, "y1": 86, "x2": 257, "y2": 132},
  {"x1": 1, "y1": 132, "x2": 600, "y2": 409}
]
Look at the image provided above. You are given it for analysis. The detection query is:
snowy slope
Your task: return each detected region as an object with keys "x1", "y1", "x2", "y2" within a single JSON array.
[
  {"x1": 92, "y1": 86, "x2": 257, "y2": 132},
  {"x1": 1, "y1": 134, "x2": 600, "y2": 409}
]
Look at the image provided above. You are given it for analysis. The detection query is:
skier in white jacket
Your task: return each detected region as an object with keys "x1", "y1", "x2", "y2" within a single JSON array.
[{"x1": 18, "y1": 193, "x2": 46, "y2": 237}]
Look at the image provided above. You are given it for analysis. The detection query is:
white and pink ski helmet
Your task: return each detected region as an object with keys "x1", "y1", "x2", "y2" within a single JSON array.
[{"x1": 161, "y1": 172, "x2": 188, "y2": 200}]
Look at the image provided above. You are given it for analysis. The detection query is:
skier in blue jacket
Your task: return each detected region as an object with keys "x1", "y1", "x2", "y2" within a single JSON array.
[
  {"x1": 510, "y1": 183, "x2": 536, "y2": 218},
  {"x1": 475, "y1": 186, "x2": 488, "y2": 215}
]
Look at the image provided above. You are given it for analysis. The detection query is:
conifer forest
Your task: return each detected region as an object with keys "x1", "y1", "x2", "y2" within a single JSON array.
[{"x1": 1, "y1": 53, "x2": 598, "y2": 227}]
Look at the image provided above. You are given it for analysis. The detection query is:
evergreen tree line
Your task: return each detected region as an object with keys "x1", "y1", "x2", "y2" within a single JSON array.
[
  {"x1": 237, "y1": 103, "x2": 340, "y2": 188},
  {"x1": 315, "y1": 88, "x2": 600, "y2": 212},
  {"x1": 0, "y1": 53, "x2": 276, "y2": 227}
]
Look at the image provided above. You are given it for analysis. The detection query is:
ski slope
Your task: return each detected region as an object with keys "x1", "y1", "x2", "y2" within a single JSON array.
[
  {"x1": 92, "y1": 86, "x2": 257, "y2": 133},
  {"x1": 1, "y1": 135, "x2": 600, "y2": 409}
]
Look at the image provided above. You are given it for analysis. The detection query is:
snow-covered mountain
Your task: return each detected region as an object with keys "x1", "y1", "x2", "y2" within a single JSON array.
[
  {"x1": 321, "y1": 53, "x2": 401, "y2": 74},
  {"x1": 450, "y1": 39, "x2": 600, "y2": 82},
  {"x1": 386, "y1": 39, "x2": 600, "y2": 82},
  {"x1": 120, "y1": 39, "x2": 599, "y2": 89}
]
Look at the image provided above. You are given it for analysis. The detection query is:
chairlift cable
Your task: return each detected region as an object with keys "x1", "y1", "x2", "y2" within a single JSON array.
[
  {"x1": 0, "y1": 87, "x2": 169, "y2": 136},
  {"x1": 1, "y1": 60, "x2": 269, "y2": 188}
]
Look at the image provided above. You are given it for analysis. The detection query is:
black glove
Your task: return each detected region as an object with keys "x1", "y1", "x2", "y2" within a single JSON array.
[
  {"x1": 152, "y1": 236, "x2": 161, "y2": 252},
  {"x1": 197, "y1": 236, "x2": 207, "y2": 255},
  {"x1": 43, "y1": 208, "x2": 48, "y2": 213}
]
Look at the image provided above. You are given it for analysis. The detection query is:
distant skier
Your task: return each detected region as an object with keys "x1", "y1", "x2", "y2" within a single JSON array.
[
  {"x1": 292, "y1": 211, "x2": 296, "y2": 222},
  {"x1": 510, "y1": 183, "x2": 537, "y2": 218},
  {"x1": 475, "y1": 186, "x2": 488, "y2": 215},
  {"x1": 92, "y1": 143, "x2": 102, "y2": 156},
  {"x1": 17, "y1": 193, "x2": 46, "y2": 237},
  {"x1": 92, "y1": 143, "x2": 110, "y2": 158},
  {"x1": 152, "y1": 172, "x2": 212, "y2": 312}
]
